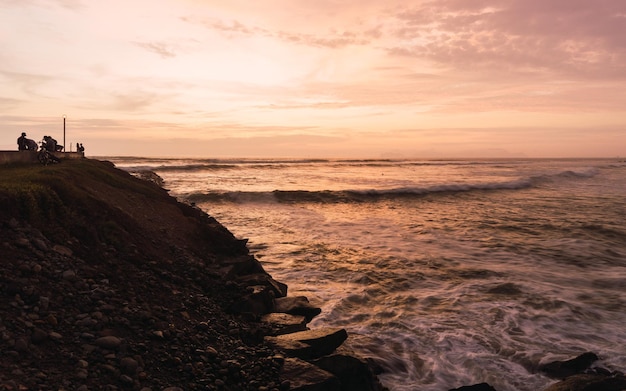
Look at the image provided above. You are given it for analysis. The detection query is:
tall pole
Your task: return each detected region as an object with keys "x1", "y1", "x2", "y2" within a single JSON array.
[{"x1": 63, "y1": 115, "x2": 66, "y2": 152}]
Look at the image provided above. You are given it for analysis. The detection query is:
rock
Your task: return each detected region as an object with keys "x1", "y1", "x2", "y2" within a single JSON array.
[
  {"x1": 261, "y1": 313, "x2": 308, "y2": 335},
  {"x1": 265, "y1": 336, "x2": 314, "y2": 359},
  {"x1": 205, "y1": 346, "x2": 219, "y2": 358},
  {"x1": 32, "y1": 238, "x2": 48, "y2": 251},
  {"x1": 46, "y1": 314, "x2": 58, "y2": 326},
  {"x1": 75, "y1": 369, "x2": 88, "y2": 380},
  {"x1": 48, "y1": 331, "x2": 63, "y2": 340},
  {"x1": 236, "y1": 273, "x2": 288, "y2": 298},
  {"x1": 120, "y1": 374, "x2": 134, "y2": 385},
  {"x1": 543, "y1": 373, "x2": 626, "y2": 391},
  {"x1": 313, "y1": 349, "x2": 387, "y2": 391},
  {"x1": 16, "y1": 238, "x2": 30, "y2": 248},
  {"x1": 266, "y1": 328, "x2": 348, "y2": 359},
  {"x1": 449, "y1": 383, "x2": 497, "y2": 391},
  {"x1": 539, "y1": 352, "x2": 599, "y2": 379},
  {"x1": 228, "y1": 285, "x2": 275, "y2": 315},
  {"x1": 14, "y1": 338, "x2": 29, "y2": 352},
  {"x1": 53, "y1": 244, "x2": 73, "y2": 256},
  {"x1": 219, "y1": 255, "x2": 266, "y2": 279},
  {"x1": 8, "y1": 217, "x2": 19, "y2": 229},
  {"x1": 120, "y1": 357, "x2": 139, "y2": 375},
  {"x1": 273, "y1": 296, "x2": 322, "y2": 321},
  {"x1": 62, "y1": 270, "x2": 78, "y2": 282},
  {"x1": 39, "y1": 296, "x2": 50, "y2": 311},
  {"x1": 95, "y1": 336, "x2": 122, "y2": 350},
  {"x1": 486, "y1": 283, "x2": 522, "y2": 295},
  {"x1": 31, "y1": 328, "x2": 48, "y2": 344},
  {"x1": 280, "y1": 357, "x2": 340, "y2": 391}
]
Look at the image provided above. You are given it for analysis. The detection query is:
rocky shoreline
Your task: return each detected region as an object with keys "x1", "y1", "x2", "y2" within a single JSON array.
[
  {"x1": 0, "y1": 159, "x2": 385, "y2": 390},
  {"x1": 1, "y1": 158, "x2": 624, "y2": 391}
]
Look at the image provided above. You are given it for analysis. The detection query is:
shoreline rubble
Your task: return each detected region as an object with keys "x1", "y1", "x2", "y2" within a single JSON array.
[{"x1": 0, "y1": 159, "x2": 386, "y2": 390}]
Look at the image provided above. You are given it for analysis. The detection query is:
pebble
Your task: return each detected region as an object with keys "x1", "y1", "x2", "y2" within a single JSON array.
[
  {"x1": 53, "y1": 244, "x2": 73, "y2": 256},
  {"x1": 46, "y1": 314, "x2": 58, "y2": 325},
  {"x1": 14, "y1": 338, "x2": 29, "y2": 352},
  {"x1": 95, "y1": 336, "x2": 122, "y2": 350},
  {"x1": 62, "y1": 270, "x2": 77, "y2": 281},
  {"x1": 48, "y1": 331, "x2": 63, "y2": 340},
  {"x1": 120, "y1": 357, "x2": 139, "y2": 375},
  {"x1": 32, "y1": 238, "x2": 48, "y2": 251},
  {"x1": 39, "y1": 296, "x2": 50, "y2": 311},
  {"x1": 119, "y1": 374, "x2": 134, "y2": 385},
  {"x1": 31, "y1": 328, "x2": 48, "y2": 344}
]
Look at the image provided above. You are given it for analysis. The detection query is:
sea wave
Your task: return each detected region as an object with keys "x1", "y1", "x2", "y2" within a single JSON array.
[
  {"x1": 114, "y1": 158, "x2": 524, "y2": 173},
  {"x1": 182, "y1": 166, "x2": 602, "y2": 204},
  {"x1": 154, "y1": 163, "x2": 239, "y2": 172},
  {"x1": 185, "y1": 178, "x2": 534, "y2": 204}
]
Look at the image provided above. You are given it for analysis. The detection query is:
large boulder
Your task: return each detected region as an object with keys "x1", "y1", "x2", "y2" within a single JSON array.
[
  {"x1": 280, "y1": 357, "x2": 340, "y2": 391},
  {"x1": 539, "y1": 352, "x2": 599, "y2": 379},
  {"x1": 266, "y1": 328, "x2": 348, "y2": 360},
  {"x1": 227, "y1": 285, "x2": 275, "y2": 315},
  {"x1": 236, "y1": 273, "x2": 288, "y2": 298},
  {"x1": 274, "y1": 296, "x2": 321, "y2": 321},
  {"x1": 313, "y1": 347, "x2": 388, "y2": 391},
  {"x1": 261, "y1": 313, "x2": 308, "y2": 335},
  {"x1": 543, "y1": 373, "x2": 626, "y2": 391},
  {"x1": 219, "y1": 255, "x2": 266, "y2": 279},
  {"x1": 449, "y1": 384, "x2": 496, "y2": 391}
]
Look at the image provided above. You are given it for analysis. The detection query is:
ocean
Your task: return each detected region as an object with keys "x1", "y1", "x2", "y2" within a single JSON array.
[{"x1": 108, "y1": 157, "x2": 626, "y2": 391}]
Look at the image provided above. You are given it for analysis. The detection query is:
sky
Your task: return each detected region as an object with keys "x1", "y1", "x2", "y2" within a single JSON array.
[{"x1": 1, "y1": 0, "x2": 625, "y2": 158}]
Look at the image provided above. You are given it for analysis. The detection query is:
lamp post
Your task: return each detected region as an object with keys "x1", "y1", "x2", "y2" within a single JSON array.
[{"x1": 63, "y1": 115, "x2": 66, "y2": 152}]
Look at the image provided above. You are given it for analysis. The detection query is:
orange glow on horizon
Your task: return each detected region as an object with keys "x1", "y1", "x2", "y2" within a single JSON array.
[{"x1": 1, "y1": 1, "x2": 625, "y2": 157}]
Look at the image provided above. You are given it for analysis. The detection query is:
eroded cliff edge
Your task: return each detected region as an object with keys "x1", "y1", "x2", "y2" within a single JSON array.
[{"x1": 0, "y1": 159, "x2": 385, "y2": 391}]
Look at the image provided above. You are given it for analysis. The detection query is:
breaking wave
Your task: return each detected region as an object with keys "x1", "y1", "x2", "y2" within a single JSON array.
[
  {"x1": 186, "y1": 178, "x2": 533, "y2": 204},
  {"x1": 183, "y1": 166, "x2": 601, "y2": 204}
]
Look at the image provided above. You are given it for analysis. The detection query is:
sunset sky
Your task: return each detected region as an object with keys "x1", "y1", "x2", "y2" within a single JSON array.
[{"x1": 1, "y1": 0, "x2": 625, "y2": 158}]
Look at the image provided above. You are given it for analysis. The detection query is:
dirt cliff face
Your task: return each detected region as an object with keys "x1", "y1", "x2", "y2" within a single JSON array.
[
  {"x1": 0, "y1": 159, "x2": 284, "y2": 390},
  {"x1": 0, "y1": 159, "x2": 249, "y2": 264}
]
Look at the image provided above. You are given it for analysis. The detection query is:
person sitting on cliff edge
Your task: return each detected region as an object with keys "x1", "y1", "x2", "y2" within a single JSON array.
[
  {"x1": 42, "y1": 135, "x2": 63, "y2": 152},
  {"x1": 17, "y1": 132, "x2": 38, "y2": 151}
]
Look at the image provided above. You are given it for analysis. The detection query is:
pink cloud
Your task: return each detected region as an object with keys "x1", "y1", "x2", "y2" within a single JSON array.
[{"x1": 385, "y1": 0, "x2": 626, "y2": 79}]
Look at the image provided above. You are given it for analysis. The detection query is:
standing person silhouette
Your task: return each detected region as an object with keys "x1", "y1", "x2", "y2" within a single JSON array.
[{"x1": 17, "y1": 132, "x2": 27, "y2": 150}]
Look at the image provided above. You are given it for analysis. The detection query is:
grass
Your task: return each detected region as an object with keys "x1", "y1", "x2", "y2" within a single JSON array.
[{"x1": 0, "y1": 158, "x2": 167, "y2": 252}]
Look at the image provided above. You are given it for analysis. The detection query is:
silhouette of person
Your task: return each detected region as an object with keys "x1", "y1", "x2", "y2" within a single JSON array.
[
  {"x1": 17, "y1": 132, "x2": 27, "y2": 150},
  {"x1": 18, "y1": 132, "x2": 38, "y2": 151},
  {"x1": 25, "y1": 138, "x2": 38, "y2": 151},
  {"x1": 42, "y1": 136, "x2": 58, "y2": 151}
]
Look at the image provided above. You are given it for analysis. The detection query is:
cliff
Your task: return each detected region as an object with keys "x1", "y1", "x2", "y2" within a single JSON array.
[{"x1": 0, "y1": 159, "x2": 385, "y2": 390}]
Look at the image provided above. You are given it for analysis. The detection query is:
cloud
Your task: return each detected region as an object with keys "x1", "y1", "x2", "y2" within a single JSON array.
[
  {"x1": 0, "y1": 70, "x2": 57, "y2": 96},
  {"x1": 133, "y1": 41, "x2": 177, "y2": 59},
  {"x1": 0, "y1": 0, "x2": 81, "y2": 10},
  {"x1": 0, "y1": 97, "x2": 22, "y2": 110},
  {"x1": 181, "y1": 15, "x2": 375, "y2": 48},
  {"x1": 384, "y1": 0, "x2": 626, "y2": 79}
]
